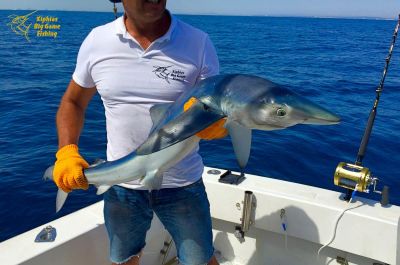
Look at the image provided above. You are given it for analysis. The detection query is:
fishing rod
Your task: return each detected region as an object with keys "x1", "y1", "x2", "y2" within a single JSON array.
[
  {"x1": 109, "y1": 0, "x2": 120, "y2": 19},
  {"x1": 333, "y1": 14, "x2": 400, "y2": 204}
]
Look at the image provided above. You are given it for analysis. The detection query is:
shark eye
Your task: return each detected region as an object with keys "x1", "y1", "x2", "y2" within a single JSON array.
[{"x1": 276, "y1": 108, "x2": 286, "y2": 117}]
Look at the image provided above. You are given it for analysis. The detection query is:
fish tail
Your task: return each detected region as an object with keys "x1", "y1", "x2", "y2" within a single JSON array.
[
  {"x1": 56, "y1": 188, "x2": 69, "y2": 212},
  {"x1": 43, "y1": 165, "x2": 69, "y2": 212},
  {"x1": 43, "y1": 165, "x2": 55, "y2": 181}
]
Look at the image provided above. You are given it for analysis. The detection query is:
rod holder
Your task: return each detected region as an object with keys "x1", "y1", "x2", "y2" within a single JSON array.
[
  {"x1": 241, "y1": 191, "x2": 254, "y2": 232},
  {"x1": 235, "y1": 191, "x2": 255, "y2": 240}
]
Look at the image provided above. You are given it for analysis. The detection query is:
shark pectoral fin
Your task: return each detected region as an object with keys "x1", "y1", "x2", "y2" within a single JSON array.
[
  {"x1": 56, "y1": 189, "x2": 69, "y2": 213},
  {"x1": 141, "y1": 170, "x2": 163, "y2": 191},
  {"x1": 96, "y1": 185, "x2": 112, "y2": 195},
  {"x1": 225, "y1": 120, "x2": 252, "y2": 169}
]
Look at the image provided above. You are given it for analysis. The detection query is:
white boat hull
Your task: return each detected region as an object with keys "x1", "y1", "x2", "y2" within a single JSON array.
[{"x1": 1, "y1": 167, "x2": 399, "y2": 265}]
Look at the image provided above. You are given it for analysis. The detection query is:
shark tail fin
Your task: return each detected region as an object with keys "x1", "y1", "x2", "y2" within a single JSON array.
[
  {"x1": 43, "y1": 165, "x2": 69, "y2": 212},
  {"x1": 43, "y1": 165, "x2": 55, "y2": 181},
  {"x1": 56, "y1": 189, "x2": 69, "y2": 213}
]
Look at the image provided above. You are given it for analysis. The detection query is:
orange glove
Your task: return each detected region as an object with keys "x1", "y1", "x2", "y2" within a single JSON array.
[
  {"x1": 53, "y1": 144, "x2": 89, "y2": 193},
  {"x1": 184, "y1": 97, "x2": 228, "y2": 140}
]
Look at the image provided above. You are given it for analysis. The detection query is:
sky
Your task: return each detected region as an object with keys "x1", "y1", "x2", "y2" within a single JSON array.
[{"x1": 0, "y1": 0, "x2": 399, "y2": 19}]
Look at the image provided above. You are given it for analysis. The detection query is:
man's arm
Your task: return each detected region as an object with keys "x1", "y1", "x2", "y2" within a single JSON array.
[
  {"x1": 53, "y1": 80, "x2": 96, "y2": 192},
  {"x1": 57, "y1": 80, "x2": 96, "y2": 148}
]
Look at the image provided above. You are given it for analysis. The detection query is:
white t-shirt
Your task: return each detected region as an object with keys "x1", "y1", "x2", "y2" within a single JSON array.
[{"x1": 72, "y1": 13, "x2": 219, "y2": 189}]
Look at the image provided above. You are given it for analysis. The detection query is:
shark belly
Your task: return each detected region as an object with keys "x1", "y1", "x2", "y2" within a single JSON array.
[{"x1": 84, "y1": 136, "x2": 201, "y2": 190}]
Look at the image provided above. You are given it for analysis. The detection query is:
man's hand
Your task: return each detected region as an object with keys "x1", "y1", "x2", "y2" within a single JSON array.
[
  {"x1": 184, "y1": 97, "x2": 228, "y2": 140},
  {"x1": 53, "y1": 144, "x2": 89, "y2": 192}
]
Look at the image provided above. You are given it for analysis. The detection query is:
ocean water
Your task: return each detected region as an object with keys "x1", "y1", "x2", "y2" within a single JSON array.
[{"x1": 0, "y1": 10, "x2": 399, "y2": 242}]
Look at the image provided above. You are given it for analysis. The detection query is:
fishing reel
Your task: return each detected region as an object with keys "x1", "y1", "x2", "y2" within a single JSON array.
[
  {"x1": 334, "y1": 162, "x2": 374, "y2": 192},
  {"x1": 333, "y1": 162, "x2": 389, "y2": 205}
]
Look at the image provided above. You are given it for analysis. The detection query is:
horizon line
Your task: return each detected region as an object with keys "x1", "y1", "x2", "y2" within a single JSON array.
[{"x1": 0, "y1": 8, "x2": 396, "y2": 21}]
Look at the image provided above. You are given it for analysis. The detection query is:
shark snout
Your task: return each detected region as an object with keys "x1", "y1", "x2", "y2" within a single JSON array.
[
  {"x1": 299, "y1": 105, "x2": 340, "y2": 125},
  {"x1": 303, "y1": 114, "x2": 341, "y2": 125},
  {"x1": 289, "y1": 96, "x2": 340, "y2": 125}
]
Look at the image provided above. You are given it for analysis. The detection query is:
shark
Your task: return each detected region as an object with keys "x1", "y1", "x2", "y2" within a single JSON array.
[{"x1": 44, "y1": 74, "x2": 340, "y2": 212}]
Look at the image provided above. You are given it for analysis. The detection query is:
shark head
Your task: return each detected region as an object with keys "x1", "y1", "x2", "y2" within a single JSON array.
[{"x1": 247, "y1": 84, "x2": 340, "y2": 130}]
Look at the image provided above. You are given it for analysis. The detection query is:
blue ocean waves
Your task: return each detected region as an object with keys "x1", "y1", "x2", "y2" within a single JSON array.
[{"x1": 0, "y1": 11, "x2": 399, "y2": 241}]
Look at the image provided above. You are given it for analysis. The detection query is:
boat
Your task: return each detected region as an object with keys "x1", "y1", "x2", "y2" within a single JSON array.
[{"x1": 1, "y1": 166, "x2": 399, "y2": 265}]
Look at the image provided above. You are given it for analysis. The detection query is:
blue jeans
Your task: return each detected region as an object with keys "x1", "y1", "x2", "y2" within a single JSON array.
[{"x1": 103, "y1": 179, "x2": 214, "y2": 265}]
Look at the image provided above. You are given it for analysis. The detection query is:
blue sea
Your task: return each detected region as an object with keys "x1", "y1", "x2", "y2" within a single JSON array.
[{"x1": 1, "y1": 10, "x2": 399, "y2": 242}]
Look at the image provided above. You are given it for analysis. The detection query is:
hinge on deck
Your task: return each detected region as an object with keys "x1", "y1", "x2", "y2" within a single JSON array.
[{"x1": 34, "y1": 225, "x2": 57, "y2": 242}]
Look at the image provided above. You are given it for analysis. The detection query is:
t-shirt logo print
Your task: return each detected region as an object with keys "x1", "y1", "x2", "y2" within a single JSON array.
[
  {"x1": 153, "y1": 65, "x2": 172, "y2": 83},
  {"x1": 153, "y1": 65, "x2": 186, "y2": 83}
]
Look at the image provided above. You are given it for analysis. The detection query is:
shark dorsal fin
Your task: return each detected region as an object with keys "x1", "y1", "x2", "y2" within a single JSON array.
[
  {"x1": 149, "y1": 103, "x2": 173, "y2": 131},
  {"x1": 137, "y1": 101, "x2": 225, "y2": 155},
  {"x1": 225, "y1": 120, "x2": 252, "y2": 170}
]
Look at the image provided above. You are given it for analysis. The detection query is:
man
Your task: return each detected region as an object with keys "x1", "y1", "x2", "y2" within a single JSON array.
[{"x1": 53, "y1": 0, "x2": 225, "y2": 264}]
